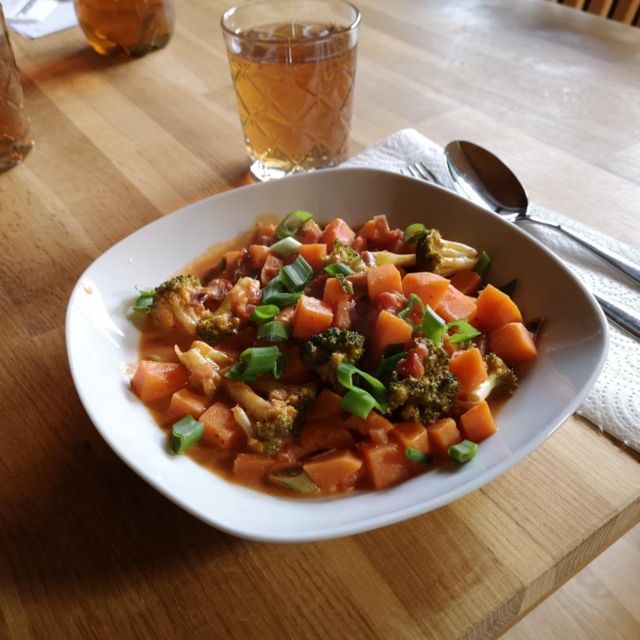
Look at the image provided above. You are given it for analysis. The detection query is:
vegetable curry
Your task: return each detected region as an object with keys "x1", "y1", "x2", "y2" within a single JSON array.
[{"x1": 131, "y1": 212, "x2": 539, "y2": 497}]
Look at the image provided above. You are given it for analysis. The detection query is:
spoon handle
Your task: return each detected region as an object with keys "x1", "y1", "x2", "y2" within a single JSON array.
[
  {"x1": 594, "y1": 294, "x2": 640, "y2": 340},
  {"x1": 523, "y1": 215, "x2": 640, "y2": 285}
]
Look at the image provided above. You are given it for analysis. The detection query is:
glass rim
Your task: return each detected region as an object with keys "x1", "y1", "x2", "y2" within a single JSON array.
[{"x1": 220, "y1": 0, "x2": 361, "y2": 44}]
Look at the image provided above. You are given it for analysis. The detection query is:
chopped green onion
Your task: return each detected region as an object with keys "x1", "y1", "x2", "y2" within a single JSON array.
[
  {"x1": 268, "y1": 470, "x2": 319, "y2": 493},
  {"x1": 448, "y1": 439, "x2": 478, "y2": 463},
  {"x1": 133, "y1": 286, "x2": 155, "y2": 312},
  {"x1": 257, "y1": 320, "x2": 289, "y2": 342},
  {"x1": 336, "y1": 362, "x2": 387, "y2": 407},
  {"x1": 276, "y1": 210, "x2": 314, "y2": 239},
  {"x1": 406, "y1": 447, "x2": 433, "y2": 463},
  {"x1": 404, "y1": 223, "x2": 427, "y2": 244},
  {"x1": 264, "y1": 291, "x2": 303, "y2": 308},
  {"x1": 474, "y1": 251, "x2": 492, "y2": 280},
  {"x1": 421, "y1": 305, "x2": 447, "y2": 346},
  {"x1": 280, "y1": 256, "x2": 313, "y2": 291},
  {"x1": 225, "y1": 346, "x2": 284, "y2": 381},
  {"x1": 251, "y1": 304, "x2": 279, "y2": 324},
  {"x1": 324, "y1": 262, "x2": 354, "y2": 277},
  {"x1": 375, "y1": 351, "x2": 408, "y2": 377},
  {"x1": 336, "y1": 274, "x2": 353, "y2": 295},
  {"x1": 262, "y1": 276, "x2": 285, "y2": 300},
  {"x1": 398, "y1": 293, "x2": 425, "y2": 325},
  {"x1": 340, "y1": 388, "x2": 379, "y2": 419},
  {"x1": 270, "y1": 236, "x2": 302, "y2": 258},
  {"x1": 171, "y1": 415, "x2": 204, "y2": 453},
  {"x1": 447, "y1": 319, "x2": 481, "y2": 344},
  {"x1": 498, "y1": 278, "x2": 518, "y2": 297}
]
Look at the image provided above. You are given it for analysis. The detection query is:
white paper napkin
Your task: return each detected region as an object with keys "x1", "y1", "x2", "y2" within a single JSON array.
[
  {"x1": 345, "y1": 129, "x2": 640, "y2": 452},
  {"x1": 4, "y1": 0, "x2": 77, "y2": 39}
]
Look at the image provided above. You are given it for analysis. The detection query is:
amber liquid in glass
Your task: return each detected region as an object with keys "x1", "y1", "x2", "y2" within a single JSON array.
[
  {"x1": 74, "y1": 0, "x2": 175, "y2": 57},
  {"x1": 228, "y1": 23, "x2": 357, "y2": 178}
]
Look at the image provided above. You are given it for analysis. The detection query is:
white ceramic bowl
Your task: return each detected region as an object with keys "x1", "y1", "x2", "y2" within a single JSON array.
[{"x1": 65, "y1": 168, "x2": 608, "y2": 542}]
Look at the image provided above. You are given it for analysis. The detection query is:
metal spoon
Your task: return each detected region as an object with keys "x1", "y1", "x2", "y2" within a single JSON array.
[{"x1": 442, "y1": 140, "x2": 640, "y2": 339}]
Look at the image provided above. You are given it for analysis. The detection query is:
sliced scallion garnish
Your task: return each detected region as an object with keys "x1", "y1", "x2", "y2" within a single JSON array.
[
  {"x1": 398, "y1": 293, "x2": 425, "y2": 326},
  {"x1": 324, "y1": 262, "x2": 354, "y2": 277},
  {"x1": 336, "y1": 362, "x2": 387, "y2": 407},
  {"x1": 448, "y1": 439, "x2": 478, "y2": 463},
  {"x1": 275, "y1": 210, "x2": 314, "y2": 239},
  {"x1": 406, "y1": 447, "x2": 433, "y2": 463},
  {"x1": 257, "y1": 320, "x2": 289, "y2": 342},
  {"x1": 280, "y1": 256, "x2": 313, "y2": 291},
  {"x1": 171, "y1": 415, "x2": 204, "y2": 453},
  {"x1": 251, "y1": 304, "x2": 279, "y2": 324},
  {"x1": 421, "y1": 305, "x2": 447, "y2": 346},
  {"x1": 375, "y1": 351, "x2": 408, "y2": 377},
  {"x1": 447, "y1": 319, "x2": 481, "y2": 344},
  {"x1": 133, "y1": 286, "x2": 155, "y2": 312},
  {"x1": 225, "y1": 346, "x2": 284, "y2": 381},
  {"x1": 340, "y1": 388, "x2": 379, "y2": 419},
  {"x1": 263, "y1": 291, "x2": 303, "y2": 308},
  {"x1": 474, "y1": 251, "x2": 492, "y2": 281},
  {"x1": 270, "y1": 236, "x2": 302, "y2": 258},
  {"x1": 403, "y1": 223, "x2": 427, "y2": 245}
]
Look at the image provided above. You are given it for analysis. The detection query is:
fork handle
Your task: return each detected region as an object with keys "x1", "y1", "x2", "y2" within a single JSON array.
[
  {"x1": 595, "y1": 294, "x2": 640, "y2": 340},
  {"x1": 522, "y1": 215, "x2": 640, "y2": 286}
]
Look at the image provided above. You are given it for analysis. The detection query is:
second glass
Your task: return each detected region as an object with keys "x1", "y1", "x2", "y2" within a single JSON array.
[{"x1": 221, "y1": 1, "x2": 361, "y2": 181}]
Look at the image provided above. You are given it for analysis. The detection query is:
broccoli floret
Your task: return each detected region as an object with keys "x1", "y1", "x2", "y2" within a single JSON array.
[
  {"x1": 300, "y1": 328, "x2": 365, "y2": 388},
  {"x1": 386, "y1": 338, "x2": 459, "y2": 423},
  {"x1": 326, "y1": 241, "x2": 366, "y2": 273},
  {"x1": 195, "y1": 276, "x2": 258, "y2": 344},
  {"x1": 150, "y1": 275, "x2": 206, "y2": 334},
  {"x1": 369, "y1": 251, "x2": 416, "y2": 268},
  {"x1": 457, "y1": 353, "x2": 518, "y2": 409},
  {"x1": 416, "y1": 229, "x2": 478, "y2": 276},
  {"x1": 174, "y1": 340, "x2": 234, "y2": 396},
  {"x1": 223, "y1": 379, "x2": 316, "y2": 455}
]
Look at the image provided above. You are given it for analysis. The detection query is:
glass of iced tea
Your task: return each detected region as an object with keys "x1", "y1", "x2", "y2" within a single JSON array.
[
  {"x1": 221, "y1": 0, "x2": 361, "y2": 181},
  {"x1": 0, "y1": 7, "x2": 33, "y2": 173}
]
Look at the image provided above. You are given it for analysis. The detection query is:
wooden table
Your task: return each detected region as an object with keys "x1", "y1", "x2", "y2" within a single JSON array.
[{"x1": 2, "y1": 1, "x2": 639, "y2": 637}]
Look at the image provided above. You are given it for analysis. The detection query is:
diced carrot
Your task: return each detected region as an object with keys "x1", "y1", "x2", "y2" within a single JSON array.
[
  {"x1": 131, "y1": 361, "x2": 189, "y2": 402},
  {"x1": 488, "y1": 322, "x2": 538, "y2": 365},
  {"x1": 168, "y1": 388, "x2": 210, "y2": 421},
  {"x1": 200, "y1": 402, "x2": 247, "y2": 450},
  {"x1": 304, "y1": 389, "x2": 344, "y2": 421},
  {"x1": 460, "y1": 400, "x2": 497, "y2": 442},
  {"x1": 323, "y1": 277, "x2": 351, "y2": 309},
  {"x1": 321, "y1": 218, "x2": 356, "y2": 246},
  {"x1": 391, "y1": 422, "x2": 430, "y2": 454},
  {"x1": 370, "y1": 309, "x2": 413, "y2": 361},
  {"x1": 448, "y1": 347, "x2": 488, "y2": 395},
  {"x1": 278, "y1": 344, "x2": 310, "y2": 383},
  {"x1": 298, "y1": 243, "x2": 327, "y2": 272},
  {"x1": 436, "y1": 286, "x2": 478, "y2": 322},
  {"x1": 475, "y1": 284, "x2": 523, "y2": 330},
  {"x1": 367, "y1": 264, "x2": 403, "y2": 302},
  {"x1": 427, "y1": 418, "x2": 462, "y2": 455},
  {"x1": 303, "y1": 450, "x2": 363, "y2": 492},
  {"x1": 233, "y1": 453, "x2": 275, "y2": 485},
  {"x1": 292, "y1": 295, "x2": 334, "y2": 340},
  {"x1": 299, "y1": 422, "x2": 355, "y2": 451},
  {"x1": 359, "y1": 442, "x2": 412, "y2": 490},
  {"x1": 248, "y1": 244, "x2": 271, "y2": 270},
  {"x1": 450, "y1": 270, "x2": 482, "y2": 296},
  {"x1": 345, "y1": 410, "x2": 394, "y2": 439},
  {"x1": 402, "y1": 272, "x2": 450, "y2": 309}
]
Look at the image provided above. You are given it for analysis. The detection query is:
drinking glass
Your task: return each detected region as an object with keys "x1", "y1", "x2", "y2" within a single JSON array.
[
  {"x1": 221, "y1": 0, "x2": 361, "y2": 181},
  {"x1": 0, "y1": 7, "x2": 33, "y2": 173},
  {"x1": 74, "y1": 0, "x2": 175, "y2": 57}
]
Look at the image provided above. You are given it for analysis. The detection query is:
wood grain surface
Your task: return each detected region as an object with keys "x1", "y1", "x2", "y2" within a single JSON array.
[{"x1": 1, "y1": 1, "x2": 639, "y2": 638}]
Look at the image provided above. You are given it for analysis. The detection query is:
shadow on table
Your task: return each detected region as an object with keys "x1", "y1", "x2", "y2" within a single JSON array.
[{"x1": 0, "y1": 413, "x2": 239, "y2": 594}]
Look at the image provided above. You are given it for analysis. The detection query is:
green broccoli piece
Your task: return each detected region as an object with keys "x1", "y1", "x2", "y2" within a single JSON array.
[
  {"x1": 300, "y1": 328, "x2": 365, "y2": 388},
  {"x1": 386, "y1": 338, "x2": 459, "y2": 423},
  {"x1": 223, "y1": 379, "x2": 316, "y2": 455},
  {"x1": 457, "y1": 352, "x2": 518, "y2": 408},
  {"x1": 416, "y1": 228, "x2": 478, "y2": 277},
  {"x1": 150, "y1": 275, "x2": 206, "y2": 334},
  {"x1": 326, "y1": 241, "x2": 366, "y2": 273}
]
